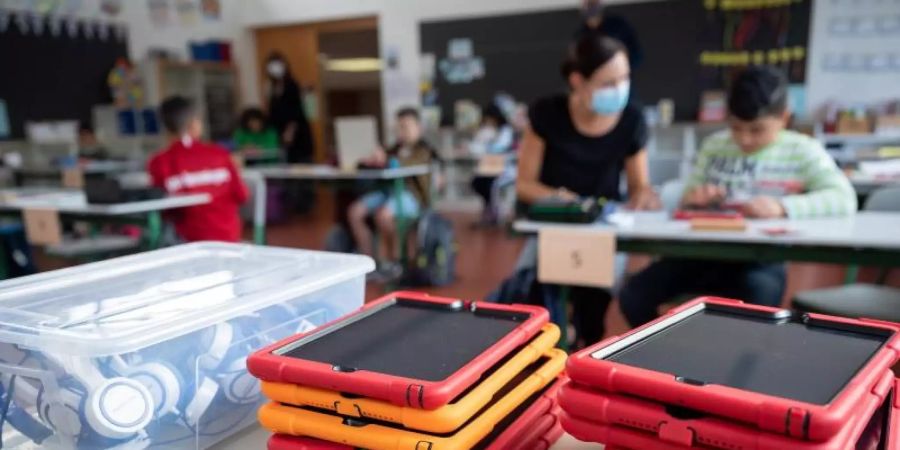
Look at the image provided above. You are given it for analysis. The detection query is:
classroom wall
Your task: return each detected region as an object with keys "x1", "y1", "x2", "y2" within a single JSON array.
[
  {"x1": 238, "y1": 0, "x2": 651, "y2": 128},
  {"x1": 806, "y1": 0, "x2": 900, "y2": 113},
  {"x1": 118, "y1": 0, "x2": 260, "y2": 108}
]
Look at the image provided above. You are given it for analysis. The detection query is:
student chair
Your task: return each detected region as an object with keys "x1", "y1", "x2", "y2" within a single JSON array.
[{"x1": 791, "y1": 186, "x2": 900, "y2": 322}]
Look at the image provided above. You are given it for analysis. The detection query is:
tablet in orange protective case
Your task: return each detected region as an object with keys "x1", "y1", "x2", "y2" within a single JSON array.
[
  {"x1": 258, "y1": 349, "x2": 566, "y2": 450},
  {"x1": 262, "y1": 324, "x2": 559, "y2": 433}
]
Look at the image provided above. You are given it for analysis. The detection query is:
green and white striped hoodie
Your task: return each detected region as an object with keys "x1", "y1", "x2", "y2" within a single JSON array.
[{"x1": 686, "y1": 130, "x2": 857, "y2": 218}]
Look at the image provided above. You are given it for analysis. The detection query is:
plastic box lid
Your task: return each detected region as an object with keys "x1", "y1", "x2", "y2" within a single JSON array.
[{"x1": 0, "y1": 242, "x2": 374, "y2": 357}]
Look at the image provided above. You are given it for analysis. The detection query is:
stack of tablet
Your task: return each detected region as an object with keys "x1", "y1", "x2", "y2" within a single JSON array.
[
  {"x1": 558, "y1": 297, "x2": 900, "y2": 450},
  {"x1": 248, "y1": 291, "x2": 567, "y2": 450}
]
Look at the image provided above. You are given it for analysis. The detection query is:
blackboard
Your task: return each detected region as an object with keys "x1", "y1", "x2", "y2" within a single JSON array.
[
  {"x1": 420, "y1": 0, "x2": 809, "y2": 123},
  {"x1": 0, "y1": 11, "x2": 128, "y2": 139}
]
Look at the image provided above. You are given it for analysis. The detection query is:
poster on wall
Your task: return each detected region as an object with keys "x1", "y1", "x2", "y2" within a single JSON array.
[
  {"x1": 200, "y1": 0, "x2": 219, "y2": 21},
  {"x1": 148, "y1": 0, "x2": 169, "y2": 27},
  {"x1": 175, "y1": 0, "x2": 197, "y2": 25}
]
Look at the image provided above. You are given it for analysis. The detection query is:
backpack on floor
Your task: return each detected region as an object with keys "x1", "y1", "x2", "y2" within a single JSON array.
[{"x1": 405, "y1": 210, "x2": 457, "y2": 287}]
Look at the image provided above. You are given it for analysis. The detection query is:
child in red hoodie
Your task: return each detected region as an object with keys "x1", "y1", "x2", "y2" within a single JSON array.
[{"x1": 148, "y1": 96, "x2": 249, "y2": 242}]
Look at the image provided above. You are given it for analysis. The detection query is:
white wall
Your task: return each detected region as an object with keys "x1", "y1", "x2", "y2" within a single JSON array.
[
  {"x1": 806, "y1": 0, "x2": 900, "y2": 114},
  {"x1": 238, "y1": 0, "x2": 588, "y2": 126},
  {"x1": 118, "y1": 0, "x2": 259, "y2": 107}
]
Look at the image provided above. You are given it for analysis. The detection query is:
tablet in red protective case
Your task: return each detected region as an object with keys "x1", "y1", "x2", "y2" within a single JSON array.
[
  {"x1": 558, "y1": 371, "x2": 894, "y2": 450},
  {"x1": 249, "y1": 291, "x2": 548, "y2": 409},
  {"x1": 566, "y1": 297, "x2": 900, "y2": 442},
  {"x1": 268, "y1": 435, "x2": 349, "y2": 450},
  {"x1": 483, "y1": 377, "x2": 564, "y2": 450}
]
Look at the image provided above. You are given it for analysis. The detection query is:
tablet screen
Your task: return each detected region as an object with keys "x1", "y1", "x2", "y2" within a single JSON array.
[
  {"x1": 275, "y1": 298, "x2": 531, "y2": 381},
  {"x1": 595, "y1": 304, "x2": 890, "y2": 404}
]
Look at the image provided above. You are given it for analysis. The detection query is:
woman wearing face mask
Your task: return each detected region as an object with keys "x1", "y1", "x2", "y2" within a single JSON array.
[
  {"x1": 265, "y1": 52, "x2": 315, "y2": 211},
  {"x1": 265, "y1": 52, "x2": 314, "y2": 164},
  {"x1": 512, "y1": 34, "x2": 659, "y2": 347}
]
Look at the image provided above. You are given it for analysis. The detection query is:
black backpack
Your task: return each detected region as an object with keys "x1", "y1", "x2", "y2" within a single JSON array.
[{"x1": 405, "y1": 210, "x2": 457, "y2": 286}]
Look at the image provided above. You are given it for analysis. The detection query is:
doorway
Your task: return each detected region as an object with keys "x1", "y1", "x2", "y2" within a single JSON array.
[{"x1": 253, "y1": 17, "x2": 380, "y2": 163}]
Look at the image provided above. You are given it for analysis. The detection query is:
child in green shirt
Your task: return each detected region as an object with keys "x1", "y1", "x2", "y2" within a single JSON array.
[
  {"x1": 233, "y1": 108, "x2": 280, "y2": 162},
  {"x1": 619, "y1": 66, "x2": 857, "y2": 327}
]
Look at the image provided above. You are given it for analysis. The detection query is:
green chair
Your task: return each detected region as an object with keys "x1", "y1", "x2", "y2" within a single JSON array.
[{"x1": 792, "y1": 186, "x2": 900, "y2": 322}]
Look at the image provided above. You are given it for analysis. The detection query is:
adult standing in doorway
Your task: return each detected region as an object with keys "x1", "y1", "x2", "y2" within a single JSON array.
[{"x1": 265, "y1": 52, "x2": 315, "y2": 211}]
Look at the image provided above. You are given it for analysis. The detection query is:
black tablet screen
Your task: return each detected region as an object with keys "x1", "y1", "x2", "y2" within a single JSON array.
[
  {"x1": 276, "y1": 299, "x2": 530, "y2": 381},
  {"x1": 600, "y1": 306, "x2": 889, "y2": 404}
]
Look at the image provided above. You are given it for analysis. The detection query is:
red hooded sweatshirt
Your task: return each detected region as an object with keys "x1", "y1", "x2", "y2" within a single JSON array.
[{"x1": 148, "y1": 139, "x2": 249, "y2": 242}]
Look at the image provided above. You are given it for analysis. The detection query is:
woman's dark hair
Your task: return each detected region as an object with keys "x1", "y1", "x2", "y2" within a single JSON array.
[
  {"x1": 482, "y1": 103, "x2": 508, "y2": 127},
  {"x1": 561, "y1": 34, "x2": 626, "y2": 80},
  {"x1": 727, "y1": 66, "x2": 788, "y2": 121},
  {"x1": 239, "y1": 108, "x2": 268, "y2": 130},
  {"x1": 160, "y1": 96, "x2": 196, "y2": 134},
  {"x1": 396, "y1": 107, "x2": 420, "y2": 122}
]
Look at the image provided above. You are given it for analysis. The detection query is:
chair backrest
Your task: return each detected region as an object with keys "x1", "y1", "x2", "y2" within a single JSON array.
[
  {"x1": 864, "y1": 186, "x2": 900, "y2": 212},
  {"x1": 659, "y1": 179, "x2": 685, "y2": 212}
]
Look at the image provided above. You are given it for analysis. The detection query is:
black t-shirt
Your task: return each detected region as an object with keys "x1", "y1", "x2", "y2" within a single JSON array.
[{"x1": 528, "y1": 94, "x2": 647, "y2": 201}]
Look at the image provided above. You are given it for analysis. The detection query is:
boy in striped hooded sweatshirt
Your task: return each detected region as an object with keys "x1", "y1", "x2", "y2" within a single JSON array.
[{"x1": 619, "y1": 66, "x2": 856, "y2": 328}]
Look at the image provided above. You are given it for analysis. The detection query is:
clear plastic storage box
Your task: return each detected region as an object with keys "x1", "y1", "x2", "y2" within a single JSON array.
[{"x1": 0, "y1": 242, "x2": 374, "y2": 450}]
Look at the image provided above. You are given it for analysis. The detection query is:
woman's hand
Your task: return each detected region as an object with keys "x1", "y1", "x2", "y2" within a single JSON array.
[
  {"x1": 682, "y1": 184, "x2": 727, "y2": 208},
  {"x1": 742, "y1": 196, "x2": 786, "y2": 219},
  {"x1": 627, "y1": 187, "x2": 661, "y2": 210}
]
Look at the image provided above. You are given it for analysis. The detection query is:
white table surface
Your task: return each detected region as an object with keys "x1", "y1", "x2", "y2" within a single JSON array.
[
  {"x1": 211, "y1": 424, "x2": 600, "y2": 449},
  {"x1": 515, "y1": 211, "x2": 900, "y2": 251},
  {"x1": 247, "y1": 164, "x2": 430, "y2": 180},
  {"x1": 0, "y1": 188, "x2": 211, "y2": 215}
]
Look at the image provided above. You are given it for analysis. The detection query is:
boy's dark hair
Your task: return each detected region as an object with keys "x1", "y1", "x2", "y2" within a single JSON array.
[
  {"x1": 239, "y1": 108, "x2": 268, "y2": 130},
  {"x1": 396, "y1": 107, "x2": 420, "y2": 122},
  {"x1": 482, "y1": 103, "x2": 508, "y2": 127},
  {"x1": 728, "y1": 66, "x2": 789, "y2": 121},
  {"x1": 160, "y1": 96, "x2": 197, "y2": 134},
  {"x1": 561, "y1": 34, "x2": 626, "y2": 80}
]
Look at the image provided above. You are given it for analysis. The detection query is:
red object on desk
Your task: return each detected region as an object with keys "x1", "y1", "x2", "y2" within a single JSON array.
[
  {"x1": 248, "y1": 291, "x2": 548, "y2": 409},
  {"x1": 673, "y1": 209, "x2": 743, "y2": 220},
  {"x1": 565, "y1": 297, "x2": 900, "y2": 442}
]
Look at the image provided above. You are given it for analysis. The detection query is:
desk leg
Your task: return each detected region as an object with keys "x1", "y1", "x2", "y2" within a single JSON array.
[
  {"x1": 146, "y1": 212, "x2": 162, "y2": 249},
  {"x1": 254, "y1": 178, "x2": 267, "y2": 245},
  {"x1": 393, "y1": 178, "x2": 408, "y2": 267},
  {"x1": 845, "y1": 265, "x2": 860, "y2": 284},
  {"x1": 544, "y1": 285, "x2": 570, "y2": 351}
]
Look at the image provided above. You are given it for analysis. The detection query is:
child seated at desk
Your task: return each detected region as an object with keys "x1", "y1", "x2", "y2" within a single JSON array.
[
  {"x1": 148, "y1": 96, "x2": 248, "y2": 243},
  {"x1": 233, "y1": 108, "x2": 280, "y2": 163},
  {"x1": 347, "y1": 107, "x2": 441, "y2": 279},
  {"x1": 619, "y1": 66, "x2": 857, "y2": 328}
]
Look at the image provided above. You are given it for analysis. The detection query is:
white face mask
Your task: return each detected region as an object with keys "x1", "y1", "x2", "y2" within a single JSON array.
[{"x1": 267, "y1": 61, "x2": 286, "y2": 78}]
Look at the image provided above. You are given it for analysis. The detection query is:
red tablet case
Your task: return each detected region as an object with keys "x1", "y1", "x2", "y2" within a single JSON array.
[
  {"x1": 268, "y1": 435, "x2": 350, "y2": 450},
  {"x1": 890, "y1": 379, "x2": 899, "y2": 450},
  {"x1": 249, "y1": 291, "x2": 548, "y2": 409},
  {"x1": 557, "y1": 370, "x2": 894, "y2": 450},
  {"x1": 566, "y1": 297, "x2": 900, "y2": 442},
  {"x1": 484, "y1": 377, "x2": 564, "y2": 450}
]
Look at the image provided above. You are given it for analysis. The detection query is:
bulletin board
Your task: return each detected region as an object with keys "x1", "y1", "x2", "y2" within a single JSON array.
[{"x1": 0, "y1": 10, "x2": 128, "y2": 139}]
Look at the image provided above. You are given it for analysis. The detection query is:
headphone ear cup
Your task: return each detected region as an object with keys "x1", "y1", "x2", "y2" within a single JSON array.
[
  {"x1": 83, "y1": 377, "x2": 154, "y2": 440},
  {"x1": 184, "y1": 377, "x2": 220, "y2": 427},
  {"x1": 126, "y1": 361, "x2": 183, "y2": 417},
  {"x1": 217, "y1": 357, "x2": 259, "y2": 405}
]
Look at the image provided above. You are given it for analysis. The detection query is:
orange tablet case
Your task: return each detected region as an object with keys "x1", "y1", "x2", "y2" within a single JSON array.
[
  {"x1": 258, "y1": 349, "x2": 566, "y2": 450},
  {"x1": 262, "y1": 324, "x2": 559, "y2": 433}
]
